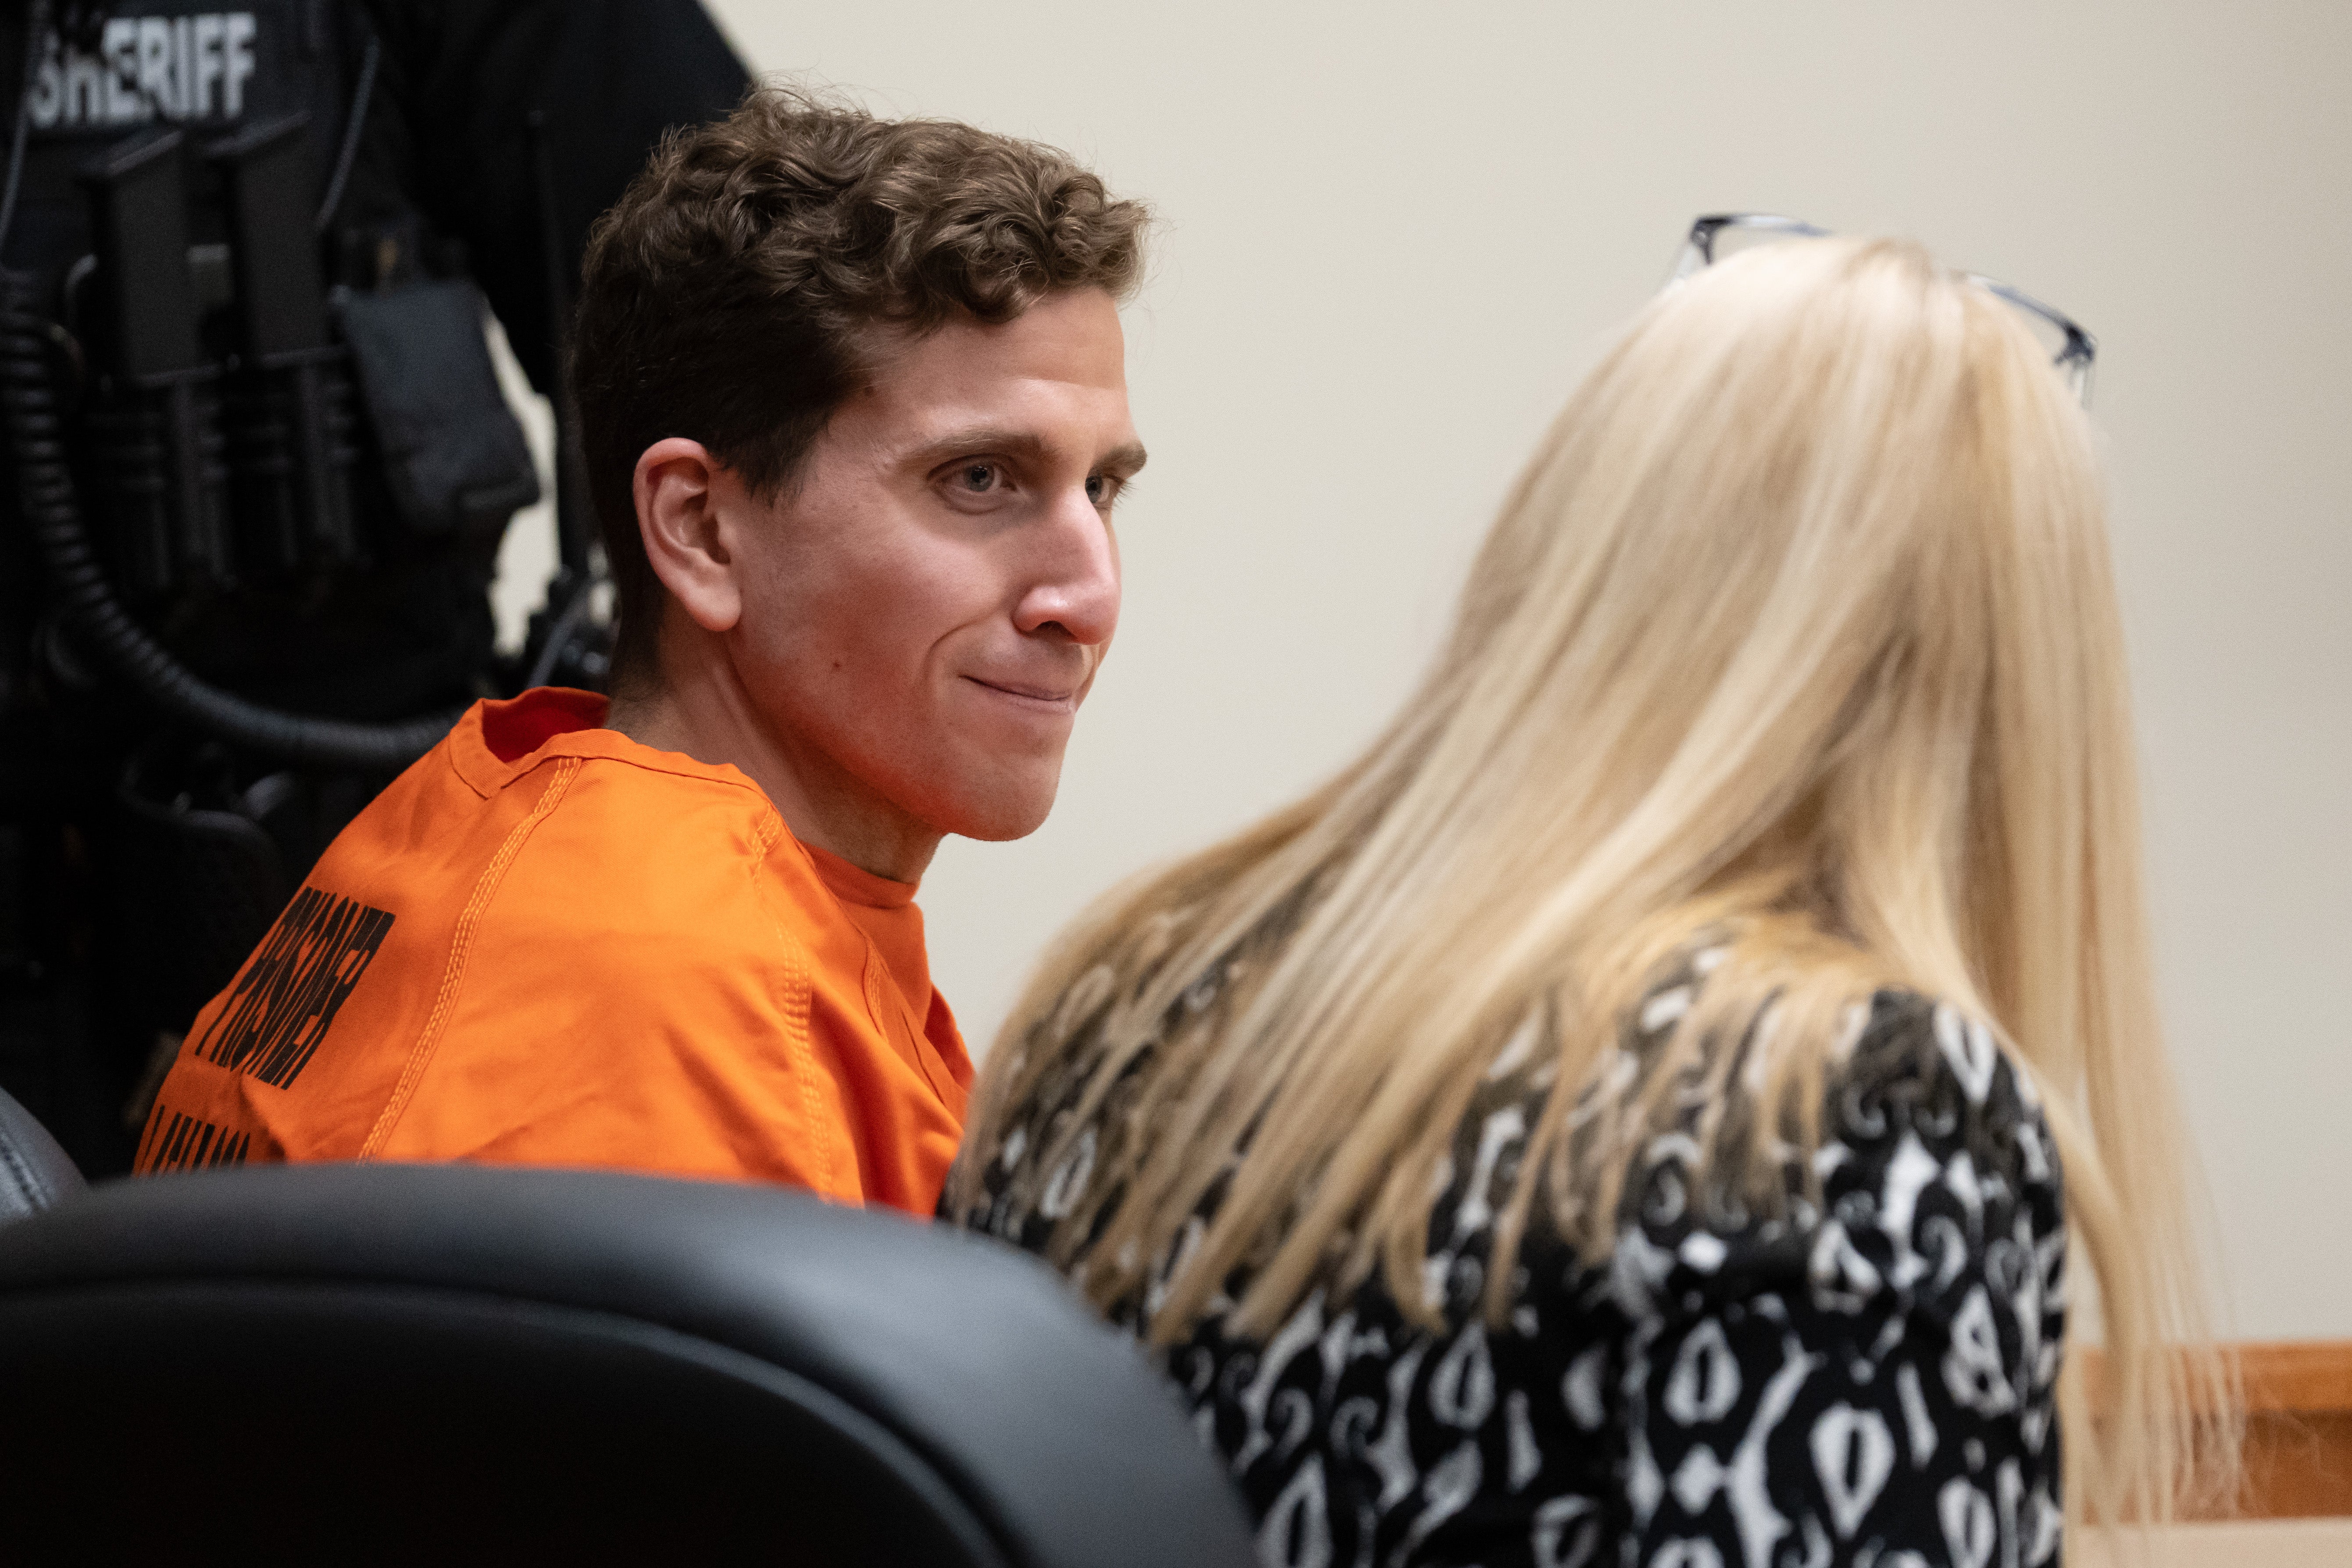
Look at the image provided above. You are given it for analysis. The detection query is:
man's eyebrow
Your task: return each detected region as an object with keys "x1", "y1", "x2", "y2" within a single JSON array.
[{"x1": 903, "y1": 428, "x2": 1148, "y2": 474}]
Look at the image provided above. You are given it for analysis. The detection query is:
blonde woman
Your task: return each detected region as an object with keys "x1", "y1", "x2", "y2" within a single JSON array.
[{"x1": 947, "y1": 228, "x2": 2231, "y2": 1567}]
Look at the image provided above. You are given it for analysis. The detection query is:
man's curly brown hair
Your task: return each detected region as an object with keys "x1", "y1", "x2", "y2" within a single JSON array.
[{"x1": 572, "y1": 85, "x2": 1151, "y2": 689}]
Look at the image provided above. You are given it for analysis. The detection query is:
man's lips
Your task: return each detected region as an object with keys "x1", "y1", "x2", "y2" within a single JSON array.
[{"x1": 966, "y1": 675, "x2": 1081, "y2": 712}]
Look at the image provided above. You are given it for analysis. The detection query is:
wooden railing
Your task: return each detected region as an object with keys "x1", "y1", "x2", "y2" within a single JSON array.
[
  {"x1": 2230, "y1": 1342, "x2": 2352, "y2": 1520},
  {"x1": 2087, "y1": 1342, "x2": 2352, "y2": 1519}
]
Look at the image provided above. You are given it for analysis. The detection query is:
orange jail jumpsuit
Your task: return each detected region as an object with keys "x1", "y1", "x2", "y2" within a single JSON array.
[{"x1": 134, "y1": 687, "x2": 972, "y2": 1214}]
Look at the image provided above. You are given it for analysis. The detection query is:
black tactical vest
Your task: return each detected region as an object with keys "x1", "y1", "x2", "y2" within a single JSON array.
[
  {"x1": 2, "y1": 2, "x2": 356, "y2": 292},
  {"x1": 0, "y1": 0, "x2": 539, "y2": 725}
]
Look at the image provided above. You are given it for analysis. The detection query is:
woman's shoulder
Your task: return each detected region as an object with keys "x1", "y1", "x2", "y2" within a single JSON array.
[
  {"x1": 1836, "y1": 989, "x2": 2056, "y2": 1166},
  {"x1": 1595, "y1": 984, "x2": 2066, "y2": 1337},
  {"x1": 1815, "y1": 989, "x2": 2062, "y2": 1265},
  {"x1": 1802, "y1": 988, "x2": 2063, "y2": 1254},
  {"x1": 1160, "y1": 984, "x2": 2074, "y2": 1568}
]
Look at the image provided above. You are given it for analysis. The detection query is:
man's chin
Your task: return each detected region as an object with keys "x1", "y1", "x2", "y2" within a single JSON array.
[
  {"x1": 943, "y1": 801, "x2": 1056, "y2": 844},
  {"x1": 930, "y1": 772, "x2": 1061, "y2": 844}
]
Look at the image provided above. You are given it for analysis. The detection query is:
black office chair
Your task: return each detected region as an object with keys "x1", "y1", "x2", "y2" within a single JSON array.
[
  {"x1": 0, "y1": 1084, "x2": 86, "y2": 1221},
  {"x1": 0, "y1": 1164, "x2": 1256, "y2": 1565}
]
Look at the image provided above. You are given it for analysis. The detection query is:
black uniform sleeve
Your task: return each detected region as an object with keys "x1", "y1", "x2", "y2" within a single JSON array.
[{"x1": 354, "y1": 0, "x2": 749, "y2": 394}]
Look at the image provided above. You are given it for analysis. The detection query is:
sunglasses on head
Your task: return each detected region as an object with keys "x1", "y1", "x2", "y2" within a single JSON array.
[{"x1": 1670, "y1": 213, "x2": 2097, "y2": 406}]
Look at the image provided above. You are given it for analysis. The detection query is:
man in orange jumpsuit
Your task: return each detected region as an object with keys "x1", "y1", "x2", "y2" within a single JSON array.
[{"x1": 135, "y1": 88, "x2": 1151, "y2": 1214}]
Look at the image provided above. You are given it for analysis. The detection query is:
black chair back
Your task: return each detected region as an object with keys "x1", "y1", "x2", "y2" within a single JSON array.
[{"x1": 0, "y1": 1164, "x2": 1255, "y2": 1565}]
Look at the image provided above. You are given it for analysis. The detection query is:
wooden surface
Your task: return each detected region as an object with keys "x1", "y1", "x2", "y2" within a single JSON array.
[
  {"x1": 2085, "y1": 1341, "x2": 2352, "y2": 1520},
  {"x1": 2231, "y1": 1342, "x2": 2352, "y2": 1520},
  {"x1": 2237, "y1": 1342, "x2": 2352, "y2": 1418}
]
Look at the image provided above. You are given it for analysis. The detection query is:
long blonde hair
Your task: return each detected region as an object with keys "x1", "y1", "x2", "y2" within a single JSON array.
[{"x1": 953, "y1": 236, "x2": 2232, "y2": 1525}]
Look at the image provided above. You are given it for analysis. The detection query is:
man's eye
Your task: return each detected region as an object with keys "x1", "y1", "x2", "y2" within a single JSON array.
[
  {"x1": 1085, "y1": 474, "x2": 1121, "y2": 506},
  {"x1": 956, "y1": 462, "x2": 1001, "y2": 494}
]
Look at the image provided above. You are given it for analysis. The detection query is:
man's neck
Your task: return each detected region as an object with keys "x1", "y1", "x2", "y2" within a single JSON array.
[{"x1": 603, "y1": 647, "x2": 942, "y2": 886}]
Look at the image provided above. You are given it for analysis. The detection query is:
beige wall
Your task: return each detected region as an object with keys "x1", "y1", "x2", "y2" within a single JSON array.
[{"x1": 514, "y1": 1, "x2": 2349, "y2": 1339}]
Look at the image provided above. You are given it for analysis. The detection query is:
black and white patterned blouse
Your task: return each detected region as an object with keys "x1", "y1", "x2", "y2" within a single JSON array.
[{"x1": 951, "y1": 958, "x2": 2068, "y2": 1568}]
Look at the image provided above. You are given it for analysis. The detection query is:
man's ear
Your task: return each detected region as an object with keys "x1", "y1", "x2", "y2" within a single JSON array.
[{"x1": 633, "y1": 437, "x2": 741, "y2": 634}]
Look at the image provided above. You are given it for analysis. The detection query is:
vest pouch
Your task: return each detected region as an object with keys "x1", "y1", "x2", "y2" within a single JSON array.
[
  {"x1": 211, "y1": 114, "x2": 363, "y2": 583},
  {"x1": 332, "y1": 280, "x2": 539, "y2": 546},
  {"x1": 76, "y1": 129, "x2": 233, "y2": 602}
]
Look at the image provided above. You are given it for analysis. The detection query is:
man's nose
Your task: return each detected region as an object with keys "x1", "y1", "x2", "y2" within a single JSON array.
[{"x1": 1012, "y1": 486, "x2": 1121, "y2": 647}]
